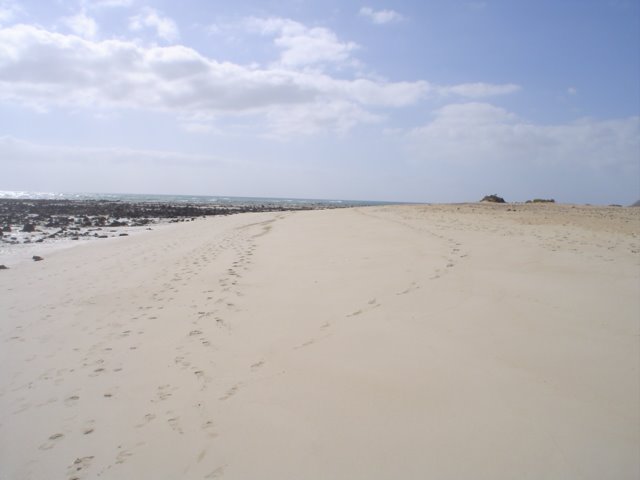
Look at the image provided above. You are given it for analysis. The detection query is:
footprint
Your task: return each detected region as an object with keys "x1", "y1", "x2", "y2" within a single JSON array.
[
  {"x1": 250, "y1": 360, "x2": 265, "y2": 370},
  {"x1": 175, "y1": 355, "x2": 189, "y2": 365},
  {"x1": 135, "y1": 413, "x2": 156, "y2": 428},
  {"x1": 219, "y1": 384, "x2": 242, "y2": 401},
  {"x1": 167, "y1": 416, "x2": 183, "y2": 434},
  {"x1": 82, "y1": 420, "x2": 95, "y2": 435},
  {"x1": 202, "y1": 420, "x2": 217, "y2": 439},
  {"x1": 397, "y1": 282, "x2": 419, "y2": 295},
  {"x1": 65, "y1": 395, "x2": 80, "y2": 406},
  {"x1": 67, "y1": 455, "x2": 94, "y2": 479},
  {"x1": 206, "y1": 465, "x2": 227, "y2": 479},
  {"x1": 294, "y1": 339, "x2": 315, "y2": 349},
  {"x1": 115, "y1": 449, "x2": 132, "y2": 465},
  {"x1": 39, "y1": 433, "x2": 64, "y2": 450},
  {"x1": 155, "y1": 384, "x2": 175, "y2": 401}
]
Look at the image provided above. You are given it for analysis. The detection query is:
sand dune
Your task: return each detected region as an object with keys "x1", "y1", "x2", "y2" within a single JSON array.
[{"x1": 1, "y1": 204, "x2": 638, "y2": 479}]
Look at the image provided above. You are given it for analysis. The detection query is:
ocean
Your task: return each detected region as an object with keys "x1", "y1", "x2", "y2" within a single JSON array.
[{"x1": 0, "y1": 190, "x2": 395, "y2": 208}]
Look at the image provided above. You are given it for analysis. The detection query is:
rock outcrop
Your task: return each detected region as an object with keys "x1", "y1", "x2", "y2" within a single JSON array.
[{"x1": 481, "y1": 194, "x2": 506, "y2": 203}]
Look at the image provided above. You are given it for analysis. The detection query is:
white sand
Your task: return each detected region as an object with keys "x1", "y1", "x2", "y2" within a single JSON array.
[{"x1": 1, "y1": 204, "x2": 638, "y2": 479}]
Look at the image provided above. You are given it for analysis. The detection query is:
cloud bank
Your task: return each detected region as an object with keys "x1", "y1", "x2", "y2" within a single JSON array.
[
  {"x1": 0, "y1": 135, "x2": 222, "y2": 167},
  {"x1": 0, "y1": 24, "x2": 517, "y2": 135},
  {"x1": 409, "y1": 102, "x2": 639, "y2": 171}
]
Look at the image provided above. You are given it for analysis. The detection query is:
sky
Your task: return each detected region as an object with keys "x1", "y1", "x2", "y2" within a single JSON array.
[{"x1": 0, "y1": 0, "x2": 638, "y2": 204}]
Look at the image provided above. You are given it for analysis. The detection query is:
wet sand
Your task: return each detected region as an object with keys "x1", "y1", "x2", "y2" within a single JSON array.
[{"x1": 1, "y1": 204, "x2": 638, "y2": 479}]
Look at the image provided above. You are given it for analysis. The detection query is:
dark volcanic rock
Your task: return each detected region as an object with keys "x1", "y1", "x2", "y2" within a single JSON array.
[
  {"x1": 0, "y1": 198, "x2": 332, "y2": 249},
  {"x1": 0, "y1": 264, "x2": 8, "y2": 269},
  {"x1": 32, "y1": 255, "x2": 44, "y2": 261}
]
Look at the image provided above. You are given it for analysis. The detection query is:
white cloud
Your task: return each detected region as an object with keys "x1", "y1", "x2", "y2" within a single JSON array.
[
  {"x1": 62, "y1": 12, "x2": 98, "y2": 39},
  {"x1": 246, "y1": 17, "x2": 359, "y2": 68},
  {"x1": 319, "y1": 77, "x2": 431, "y2": 107},
  {"x1": 408, "y1": 102, "x2": 640, "y2": 171},
  {"x1": 568, "y1": 86, "x2": 577, "y2": 95},
  {"x1": 438, "y1": 82, "x2": 520, "y2": 98},
  {"x1": 0, "y1": 24, "x2": 430, "y2": 135},
  {"x1": 129, "y1": 7, "x2": 179, "y2": 42},
  {"x1": 0, "y1": 24, "x2": 519, "y2": 137},
  {"x1": 359, "y1": 7, "x2": 405, "y2": 25}
]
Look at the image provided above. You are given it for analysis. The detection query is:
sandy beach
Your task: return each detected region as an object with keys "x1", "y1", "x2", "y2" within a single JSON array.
[{"x1": 1, "y1": 203, "x2": 638, "y2": 479}]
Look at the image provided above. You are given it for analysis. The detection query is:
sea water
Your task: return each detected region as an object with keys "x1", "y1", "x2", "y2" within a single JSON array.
[{"x1": 0, "y1": 190, "x2": 393, "y2": 208}]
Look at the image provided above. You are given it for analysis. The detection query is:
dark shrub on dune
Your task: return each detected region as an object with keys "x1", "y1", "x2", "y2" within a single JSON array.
[
  {"x1": 525, "y1": 198, "x2": 555, "y2": 204},
  {"x1": 481, "y1": 194, "x2": 506, "y2": 203}
]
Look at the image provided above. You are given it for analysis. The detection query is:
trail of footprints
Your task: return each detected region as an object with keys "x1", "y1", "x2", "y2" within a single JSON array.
[
  {"x1": 356, "y1": 208, "x2": 470, "y2": 281},
  {"x1": 290, "y1": 209, "x2": 471, "y2": 354},
  {"x1": 23, "y1": 216, "x2": 280, "y2": 479}
]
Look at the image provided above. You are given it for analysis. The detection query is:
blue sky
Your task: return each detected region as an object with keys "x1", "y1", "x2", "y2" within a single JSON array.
[{"x1": 0, "y1": 0, "x2": 638, "y2": 203}]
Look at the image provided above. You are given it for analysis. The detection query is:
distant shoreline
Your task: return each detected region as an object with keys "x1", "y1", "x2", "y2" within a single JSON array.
[
  {"x1": 0, "y1": 190, "x2": 401, "y2": 206},
  {"x1": 0, "y1": 197, "x2": 351, "y2": 266}
]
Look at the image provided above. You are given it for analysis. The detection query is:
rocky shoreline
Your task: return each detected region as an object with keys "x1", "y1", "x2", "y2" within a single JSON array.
[{"x1": 0, "y1": 198, "x2": 325, "y2": 247}]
